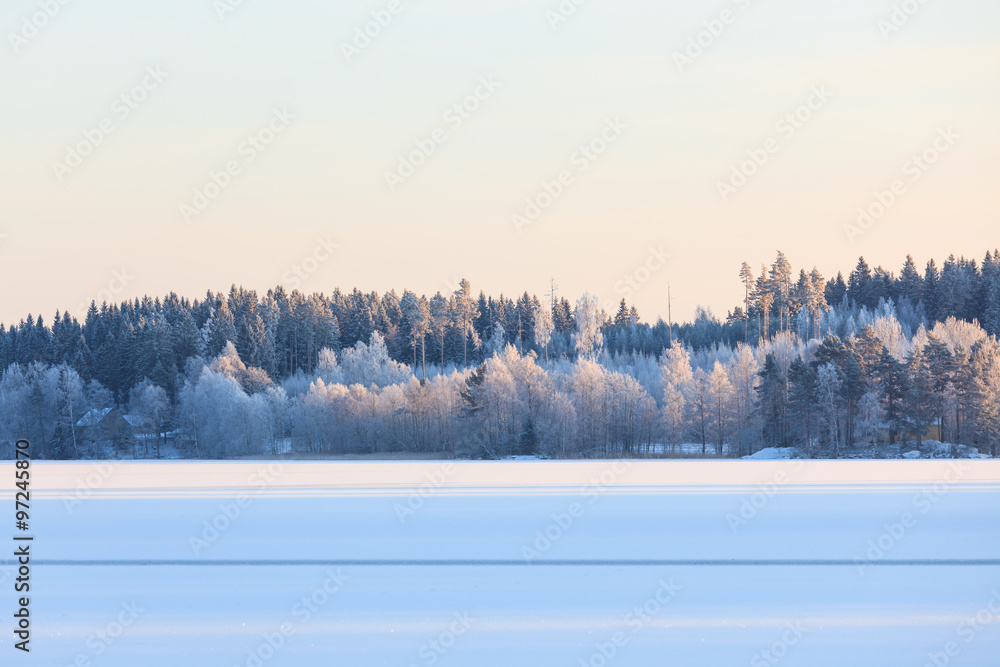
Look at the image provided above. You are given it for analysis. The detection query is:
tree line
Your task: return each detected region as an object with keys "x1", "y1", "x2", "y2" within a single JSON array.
[{"x1": 1, "y1": 250, "x2": 999, "y2": 459}]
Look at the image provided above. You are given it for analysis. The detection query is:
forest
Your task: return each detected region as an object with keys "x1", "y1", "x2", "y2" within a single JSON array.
[{"x1": 1, "y1": 250, "x2": 999, "y2": 459}]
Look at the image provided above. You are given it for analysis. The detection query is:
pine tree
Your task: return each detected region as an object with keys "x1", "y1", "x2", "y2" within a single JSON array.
[
  {"x1": 875, "y1": 348, "x2": 905, "y2": 443},
  {"x1": 429, "y1": 292, "x2": 450, "y2": 367},
  {"x1": 788, "y1": 357, "x2": 818, "y2": 454},
  {"x1": 853, "y1": 325, "x2": 882, "y2": 376},
  {"x1": 808, "y1": 267, "x2": 827, "y2": 339},
  {"x1": 739, "y1": 262, "x2": 754, "y2": 342},
  {"x1": 792, "y1": 269, "x2": 810, "y2": 331},
  {"x1": 771, "y1": 251, "x2": 793, "y2": 332},
  {"x1": 400, "y1": 290, "x2": 431, "y2": 379},
  {"x1": 951, "y1": 345, "x2": 974, "y2": 444},
  {"x1": 754, "y1": 267, "x2": 774, "y2": 341},
  {"x1": 452, "y1": 279, "x2": 479, "y2": 367},
  {"x1": 817, "y1": 362, "x2": 844, "y2": 457},
  {"x1": 840, "y1": 350, "x2": 866, "y2": 448},
  {"x1": 925, "y1": 334, "x2": 954, "y2": 440},
  {"x1": 903, "y1": 345, "x2": 936, "y2": 447},
  {"x1": 756, "y1": 354, "x2": 788, "y2": 448}
]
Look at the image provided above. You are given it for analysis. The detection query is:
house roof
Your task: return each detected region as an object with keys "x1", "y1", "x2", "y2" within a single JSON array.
[
  {"x1": 75, "y1": 408, "x2": 142, "y2": 428},
  {"x1": 76, "y1": 407, "x2": 113, "y2": 427}
]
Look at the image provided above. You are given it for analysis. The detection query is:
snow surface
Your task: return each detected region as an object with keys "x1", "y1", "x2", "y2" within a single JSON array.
[
  {"x1": 1, "y1": 460, "x2": 998, "y2": 666},
  {"x1": 742, "y1": 447, "x2": 799, "y2": 460}
]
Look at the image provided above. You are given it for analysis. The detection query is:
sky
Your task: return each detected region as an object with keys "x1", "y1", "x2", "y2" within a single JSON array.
[{"x1": 1, "y1": 0, "x2": 998, "y2": 326}]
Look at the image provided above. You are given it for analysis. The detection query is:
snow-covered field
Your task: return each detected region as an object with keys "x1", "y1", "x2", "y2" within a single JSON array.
[{"x1": 2, "y1": 460, "x2": 999, "y2": 665}]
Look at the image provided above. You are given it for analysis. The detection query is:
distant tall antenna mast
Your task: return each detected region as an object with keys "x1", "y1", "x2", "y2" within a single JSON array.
[{"x1": 548, "y1": 277, "x2": 559, "y2": 312}]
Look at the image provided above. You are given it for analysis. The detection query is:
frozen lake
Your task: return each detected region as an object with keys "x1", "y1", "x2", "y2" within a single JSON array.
[{"x1": 1, "y1": 460, "x2": 999, "y2": 665}]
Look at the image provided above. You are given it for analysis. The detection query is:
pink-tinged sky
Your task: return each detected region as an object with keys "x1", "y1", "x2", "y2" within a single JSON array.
[{"x1": 1, "y1": 0, "x2": 998, "y2": 326}]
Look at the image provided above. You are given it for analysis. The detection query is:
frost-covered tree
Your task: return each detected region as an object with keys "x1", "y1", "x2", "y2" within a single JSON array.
[
  {"x1": 452, "y1": 279, "x2": 480, "y2": 367},
  {"x1": 970, "y1": 338, "x2": 1000, "y2": 457},
  {"x1": 607, "y1": 370, "x2": 656, "y2": 455},
  {"x1": 570, "y1": 359, "x2": 609, "y2": 454},
  {"x1": 817, "y1": 362, "x2": 843, "y2": 457},
  {"x1": 429, "y1": 292, "x2": 450, "y2": 367},
  {"x1": 533, "y1": 302, "x2": 554, "y2": 363},
  {"x1": 728, "y1": 344, "x2": 760, "y2": 455},
  {"x1": 739, "y1": 262, "x2": 754, "y2": 341},
  {"x1": 856, "y1": 388, "x2": 885, "y2": 446},
  {"x1": 338, "y1": 332, "x2": 412, "y2": 388},
  {"x1": 659, "y1": 344, "x2": 693, "y2": 448},
  {"x1": 690, "y1": 367, "x2": 711, "y2": 454},
  {"x1": 771, "y1": 251, "x2": 793, "y2": 332},
  {"x1": 902, "y1": 345, "x2": 935, "y2": 447},
  {"x1": 5, "y1": 249, "x2": 1000, "y2": 461},
  {"x1": 573, "y1": 293, "x2": 604, "y2": 361},
  {"x1": 128, "y1": 378, "x2": 170, "y2": 457},
  {"x1": 708, "y1": 362, "x2": 733, "y2": 455},
  {"x1": 400, "y1": 290, "x2": 431, "y2": 380}
]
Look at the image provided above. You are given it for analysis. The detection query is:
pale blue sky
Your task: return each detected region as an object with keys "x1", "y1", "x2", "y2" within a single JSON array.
[{"x1": 2, "y1": 0, "x2": 998, "y2": 324}]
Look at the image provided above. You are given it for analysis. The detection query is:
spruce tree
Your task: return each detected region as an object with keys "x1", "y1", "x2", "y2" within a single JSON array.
[
  {"x1": 848, "y1": 257, "x2": 873, "y2": 309},
  {"x1": 923, "y1": 259, "x2": 940, "y2": 322}
]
